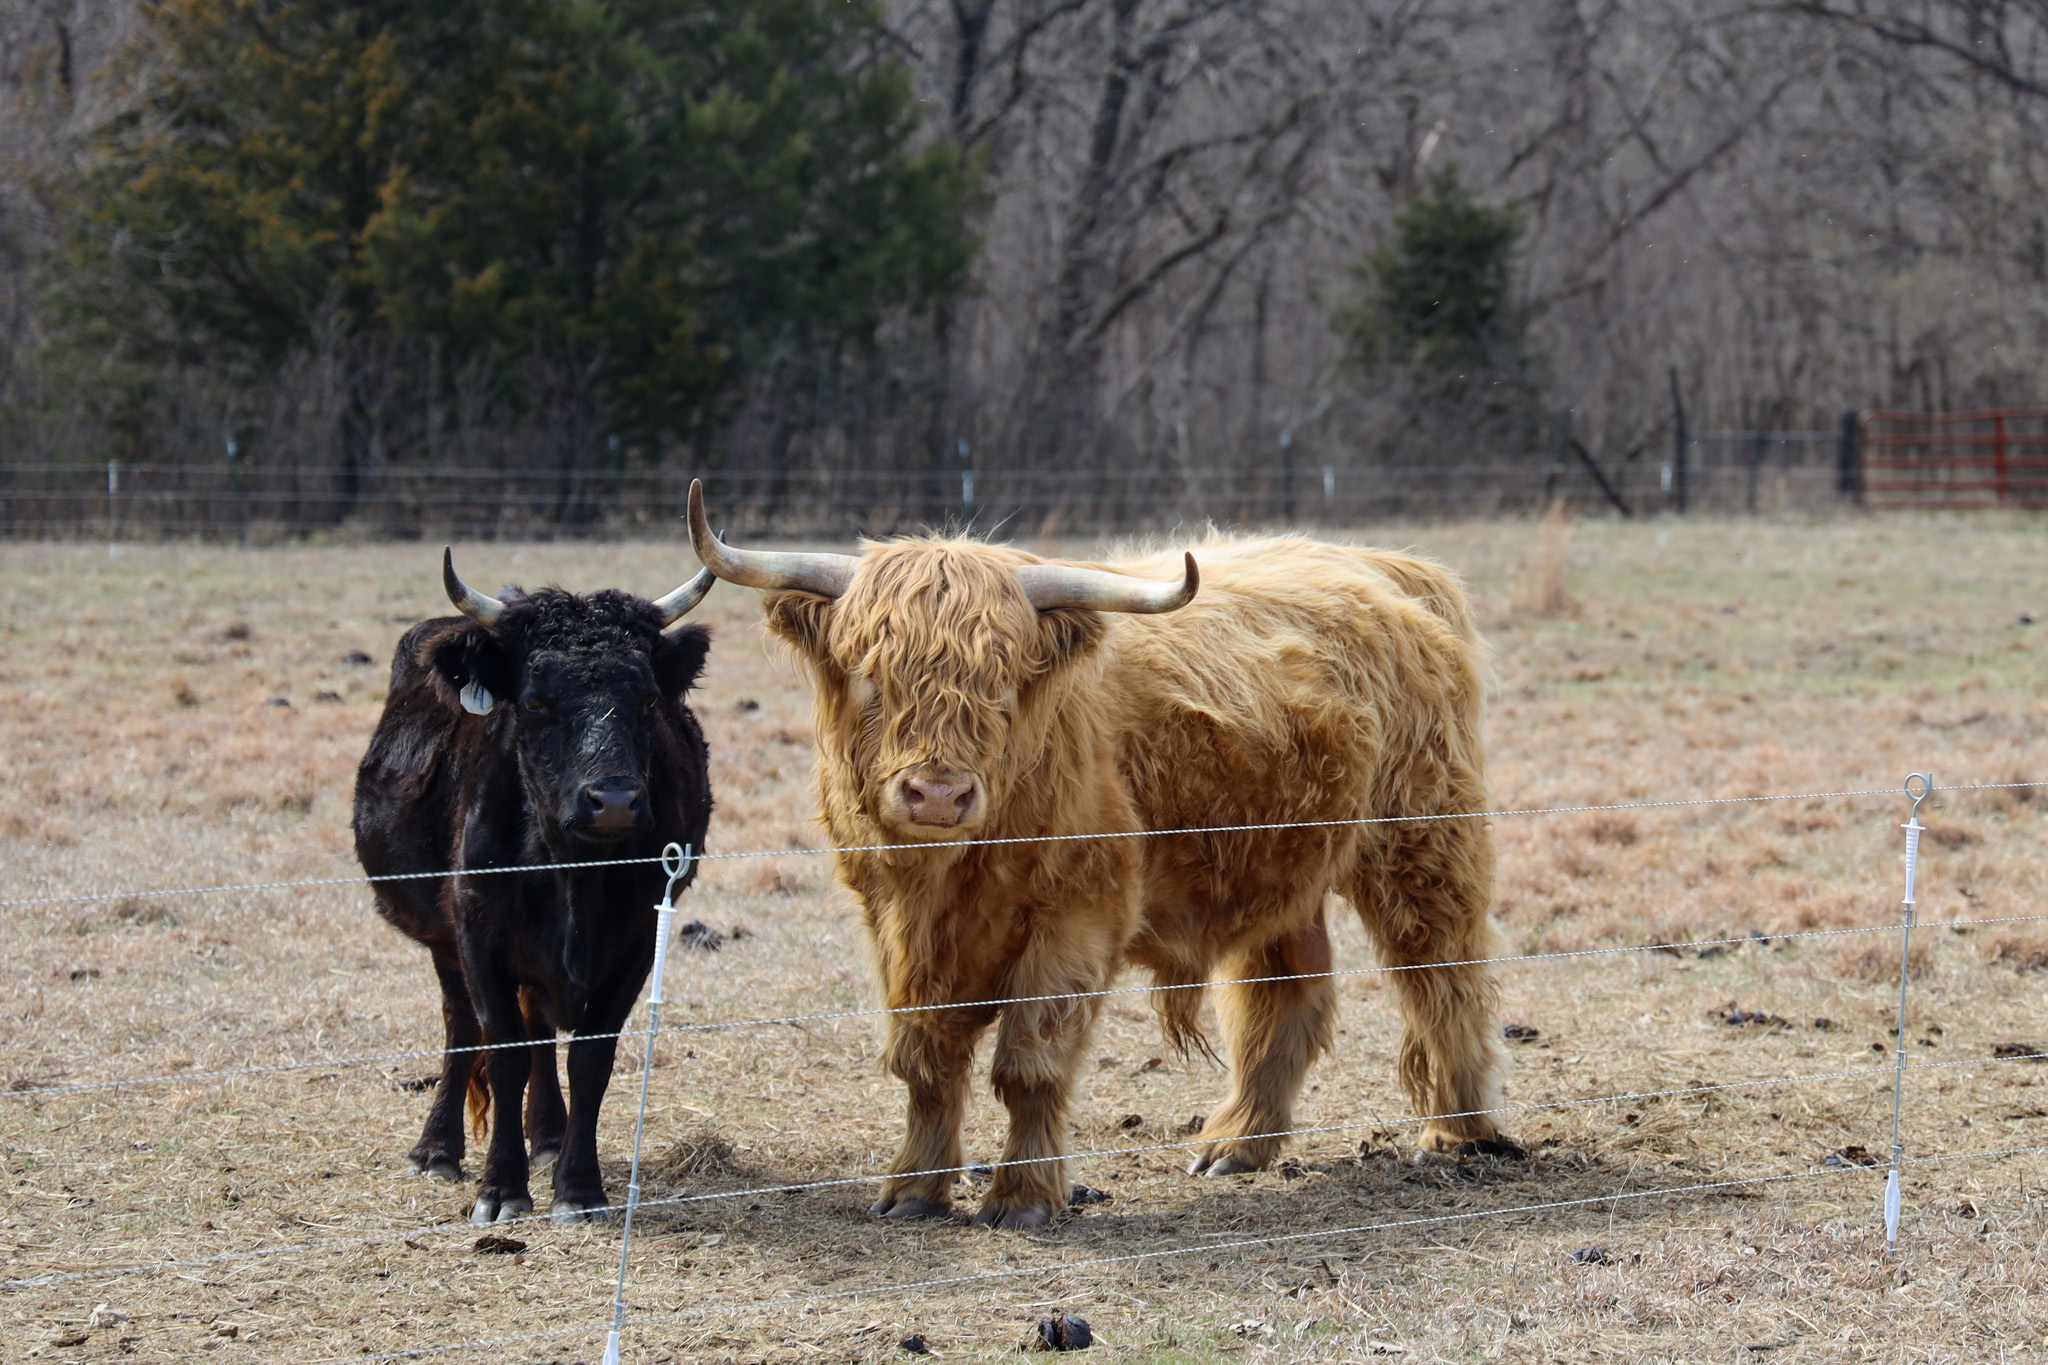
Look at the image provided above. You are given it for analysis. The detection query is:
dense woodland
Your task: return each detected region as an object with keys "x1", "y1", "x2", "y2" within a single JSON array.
[{"x1": 1, "y1": 0, "x2": 2046, "y2": 531}]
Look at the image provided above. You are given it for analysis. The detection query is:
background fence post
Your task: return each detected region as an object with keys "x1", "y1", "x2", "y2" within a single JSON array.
[
  {"x1": 106, "y1": 459, "x2": 118, "y2": 561},
  {"x1": 1280, "y1": 429, "x2": 1294, "y2": 524},
  {"x1": 1994, "y1": 412, "x2": 2008, "y2": 507},
  {"x1": 1837, "y1": 410, "x2": 1862, "y2": 503},
  {"x1": 1668, "y1": 369, "x2": 1689, "y2": 514},
  {"x1": 1746, "y1": 400, "x2": 1768, "y2": 514},
  {"x1": 958, "y1": 438, "x2": 973, "y2": 524}
]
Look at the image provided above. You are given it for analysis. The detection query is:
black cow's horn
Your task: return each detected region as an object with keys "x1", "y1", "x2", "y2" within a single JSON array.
[
  {"x1": 1015, "y1": 553, "x2": 1199, "y2": 614},
  {"x1": 650, "y1": 567, "x2": 715, "y2": 626},
  {"x1": 443, "y1": 548, "x2": 507, "y2": 627},
  {"x1": 688, "y1": 479, "x2": 859, "y2": 598}
]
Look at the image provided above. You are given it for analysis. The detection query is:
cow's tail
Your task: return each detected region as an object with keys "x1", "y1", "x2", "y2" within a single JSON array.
[
  {"x1": 467, "y1": 1058, "x2": 490, "y2": 1140},
  {"x1": 1151, "y1": 975, "x2": 1221, "y2": 1065}
]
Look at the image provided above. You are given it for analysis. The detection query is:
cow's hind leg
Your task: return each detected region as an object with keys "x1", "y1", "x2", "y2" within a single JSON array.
[
  {"x1": 870, "y1": 1009, "x2": 993, "y2": 1221},
  {"x1": 520, "y1": 987, "x2": 566, "y2": 1170},
  {"x1": 1188, "y1": 907, "x2": 1337, "y2": 1177},
  {"x1": 408, "y1": 943, "x2": 479, "y2": 1182},
  {"x1": 1347, "y1": 818, "x2": 1513, "y2": 1155}
]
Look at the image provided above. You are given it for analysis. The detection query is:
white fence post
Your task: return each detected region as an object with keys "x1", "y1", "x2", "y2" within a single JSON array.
[
  {"x1": 1884, "y1": 773, "x2": 1931, "y2": 1252},
  {"x1": 603, "y1": 841, "x2": 692, "y2": 1365}
]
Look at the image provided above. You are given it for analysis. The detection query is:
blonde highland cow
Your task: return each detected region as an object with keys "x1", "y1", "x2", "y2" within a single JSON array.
[{"x1": 688, "y1": 482, "x2": 1511, "y2": 1229}]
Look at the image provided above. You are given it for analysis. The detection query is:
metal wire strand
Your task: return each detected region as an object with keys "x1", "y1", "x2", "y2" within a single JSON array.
[
  {"x1": 10, "y1": 778, "x2": 2038, "y2": 911},
  {"x1": 22, "y1": 1044, "x2": 2047, "y2": 1291},
  {"x1": 303, "y1": 1137, "x2": 2048, "y2": 1365},
  {"x1": 17, "y1": 904, "x2": 2048, "y2": 1102}
]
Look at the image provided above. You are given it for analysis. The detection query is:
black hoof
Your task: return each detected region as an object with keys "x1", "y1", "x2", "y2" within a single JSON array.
[
  {"x1": 1187, "y1": 1150, "x2": 1261, "y2": 1177},
  {"x1": 971, "y1": 1200, "x2": 1054, "y2": 1230},
  {"x1": 550, "y1": 1197, "x2": 610, "y2": 1224},
  {"x1": 1456, "y1": 1136, "x2": 1528, "y2": 1160},
  {"x1": 407, "y1": 1155, "x2": 463, "y2": 1182},
  {"x1": 470, "y1": 1192, "x2": 534, "y2": 1225},
  {"x1": 870, "y1": 1194, "x2": 951, "y2": 1220}
]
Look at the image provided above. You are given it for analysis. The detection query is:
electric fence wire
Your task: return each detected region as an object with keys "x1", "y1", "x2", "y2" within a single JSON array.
[
  {"x1": 8, "y1": 778, "x2": 2042, "y2": 912},
  {"x1": 298, "y1": 1138, "x2": 2048, "y2": 1365},
  {"x1": 10, "y1": 1043, "x2": 2045, "y2": 1292},
  {"x1": 12, "y1": 906, "x2": 2048, "y2": 1103}
]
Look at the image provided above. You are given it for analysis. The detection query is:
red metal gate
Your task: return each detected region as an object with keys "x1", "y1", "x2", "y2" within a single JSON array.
[{"x1": 1862, "y1": 408, "x2": 2048, "y2": 508}]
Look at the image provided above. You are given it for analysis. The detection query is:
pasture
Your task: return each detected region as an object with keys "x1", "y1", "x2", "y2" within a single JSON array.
[{"x1": 4, "y1": 515, "x2": 2048, "y2": 1362}]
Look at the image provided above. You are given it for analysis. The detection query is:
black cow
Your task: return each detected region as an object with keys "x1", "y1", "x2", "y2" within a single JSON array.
[{"x1": 353, "y1": 552, "x2": 714, "y2": 1224}]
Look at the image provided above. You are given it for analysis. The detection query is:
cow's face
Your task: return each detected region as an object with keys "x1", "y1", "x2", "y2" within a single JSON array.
[
  {"x1": 686, "y1": 482, "x2": 1195, "y2": 841},
  {"x1": 431, "y1": 588, "x2": 711, "y2": 848},
  {"x1": 766, "y1": 542, "x2": 1109, "y2": 840}
]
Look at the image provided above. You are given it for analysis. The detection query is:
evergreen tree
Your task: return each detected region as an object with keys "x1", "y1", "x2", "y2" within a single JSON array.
[
  {"x1": 1334, "y1": 166, "x2": 1543, "y2": 468},
  {"x1": 66, "y1": 0, "x2": 974, "y2": 462},
  {"x1": 1340, "y1": 167, "x2": 1524, "y2": 371}
]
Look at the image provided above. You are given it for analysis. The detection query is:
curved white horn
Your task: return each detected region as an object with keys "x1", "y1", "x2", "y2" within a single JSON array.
[
  {"x1": 650, "y1": 567, "x2": 715, "y2": 626},
  {"x1": 688, "y1": 479, "x2": 859, "y2": 598},
  {"x1": 443, "y1": 547, "x2": 507, "y2": 627},
  {"x1": 1015, "y1": 552, "x2": 1199, "y2": 614}
]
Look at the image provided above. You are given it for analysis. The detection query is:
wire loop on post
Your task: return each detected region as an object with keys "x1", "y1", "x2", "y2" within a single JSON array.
[{"x1": 1885, "y1": 773, "x2": 1931, "y2": 1252}]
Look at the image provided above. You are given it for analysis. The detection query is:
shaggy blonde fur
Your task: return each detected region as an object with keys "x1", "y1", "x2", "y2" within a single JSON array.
[{"x1": 755, "y1": 532, "x2": 1505, "y2": 1228}]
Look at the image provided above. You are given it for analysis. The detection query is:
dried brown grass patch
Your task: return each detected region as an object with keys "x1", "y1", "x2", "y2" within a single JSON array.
[
  {"x1": 1583, "y1": 815, "x2": 1638, "y2": 845},
  {"x1": 1986, "y1": 932, "x2": 2048, "y2": 974},
  {"x1": 651, "y1": 1131, "x2": 749, "y2": 1182},
  {"x1": 1509, "y1": 500, "x2": 1577, "y2": 618},
  {"x1": 1833, "y1": 938, "x2": 1933, "y2": 983},
  {"x1": 9, "y1": 522, "x2": 2048, "y2": 1360}
]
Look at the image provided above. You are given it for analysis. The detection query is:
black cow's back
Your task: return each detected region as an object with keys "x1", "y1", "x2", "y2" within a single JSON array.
[{"x1": 353, "y1": 617, "x2": 476, "y2": 945}]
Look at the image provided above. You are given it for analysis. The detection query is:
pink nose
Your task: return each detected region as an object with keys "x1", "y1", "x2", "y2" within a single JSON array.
[{"x1": 901, "y1": 777, "x2": 976, "y2": 826}]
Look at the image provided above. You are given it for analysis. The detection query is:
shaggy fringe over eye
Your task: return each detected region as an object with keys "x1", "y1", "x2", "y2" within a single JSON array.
[{"x1": 833, "y1": 541, "x2": 1049, "y2": 775}]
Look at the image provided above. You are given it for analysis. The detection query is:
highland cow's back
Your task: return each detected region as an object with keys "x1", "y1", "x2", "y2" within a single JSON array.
[{"x1": 1102, "y1": 535, "x2": 1489, "y2": 843}]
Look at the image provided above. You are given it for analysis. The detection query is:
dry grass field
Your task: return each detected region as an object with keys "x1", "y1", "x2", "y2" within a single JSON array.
[{"x1": 5, "y1": 513, "x2": 2048, "y2": 1363}]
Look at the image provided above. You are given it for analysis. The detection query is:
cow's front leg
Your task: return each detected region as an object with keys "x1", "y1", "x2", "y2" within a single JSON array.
[
  {"x1": 552, "y1": 982, "x2": 639, "y2": 1222},
  {"x1": 979, "y1": 984, "x2": 1102, "y2": 1230},
  {"x1": 871, "y1": 1007, "x2": 994, "y2": 1220},
  {"x1": 468, "y1": 971, "x2": 536, "y2": 1225},
  {"x1": 550, "y1": 909, "x2": 656, "y2": 1223}
]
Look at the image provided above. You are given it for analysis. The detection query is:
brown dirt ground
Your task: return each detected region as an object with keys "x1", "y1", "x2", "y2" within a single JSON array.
[{"x1": 4, "y1": 514, "x2": 2048, "y2": 1363}]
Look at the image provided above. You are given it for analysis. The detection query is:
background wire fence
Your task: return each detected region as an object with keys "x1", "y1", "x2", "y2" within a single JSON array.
[{"x1": 0, "y1": 430, "x2": 1858, "y2": 543}]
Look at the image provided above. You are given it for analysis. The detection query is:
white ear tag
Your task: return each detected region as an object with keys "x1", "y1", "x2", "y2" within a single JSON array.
[{"x1": 459, "y1": 679, "x2": 495, "y2": 716}]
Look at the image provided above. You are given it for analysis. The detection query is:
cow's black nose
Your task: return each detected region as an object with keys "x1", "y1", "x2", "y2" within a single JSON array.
[{"x1": 578, "y1": 780, "x2": 648, "y2": 832}]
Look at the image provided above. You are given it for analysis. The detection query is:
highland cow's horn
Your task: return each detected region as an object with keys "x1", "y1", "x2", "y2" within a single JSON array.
[
  {"x1": 649, "y1": 567, "x2": 715, "y2": 626},
  {"x1": 443, "y1": 548, "x2": 507, "y2": 627},
  {"x1": 688, "y1": 479, "x2": 859, "y2": 598},
  {"x1": 1015, "y1": 553, "x2": 1200, "y2": 614}
]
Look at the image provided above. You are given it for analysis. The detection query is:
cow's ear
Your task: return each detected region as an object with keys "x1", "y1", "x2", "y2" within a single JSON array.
[
  {"x1": 424, "y1": 624, "x2": 514, "y2": 714},
  {"x1": 654, "y1": 623, "x2": 712, "y2": 698},
  {"x1": 1029, "y1": 606, "x2": 1109, "y2": 679},
  {"x1": 762, "y1": 593, "x2": 834, "y2": 663}
]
